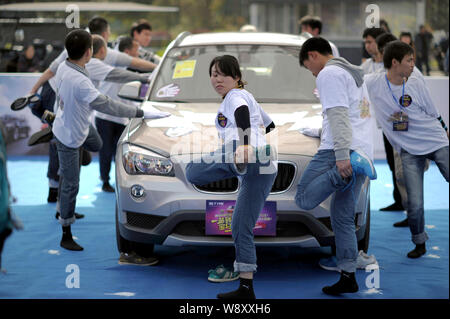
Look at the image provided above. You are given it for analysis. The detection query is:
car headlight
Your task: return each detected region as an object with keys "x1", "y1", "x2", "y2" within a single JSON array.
[{"x1": 122, "y1": 143, "x2": 174, "y2": 176}]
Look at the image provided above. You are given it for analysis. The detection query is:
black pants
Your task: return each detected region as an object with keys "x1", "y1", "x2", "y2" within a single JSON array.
[
  {"x1": 383, "y1": 133, "x2": 402, "y2": 205},
  {"x1": 95, "y1": 117, "x2": 126, "y2": 183}
]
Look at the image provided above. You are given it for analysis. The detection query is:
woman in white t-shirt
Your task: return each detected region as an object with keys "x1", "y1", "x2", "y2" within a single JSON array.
[{"x1": 186, "y1": 55, "x2": 277, "y2": 299}]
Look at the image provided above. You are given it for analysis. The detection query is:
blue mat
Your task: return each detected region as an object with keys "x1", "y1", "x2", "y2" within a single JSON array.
[{"x1": 1, "y1": 156, "x2": 448, "y2": 299}]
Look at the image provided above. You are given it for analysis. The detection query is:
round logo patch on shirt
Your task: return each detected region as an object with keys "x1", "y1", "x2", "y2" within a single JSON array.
[
  {"x1": 217, "y1": 113, "x2": 227, "y2": 128},
  {"x1": 399, "y1": 94, "x2": 412, "y2": 107}
]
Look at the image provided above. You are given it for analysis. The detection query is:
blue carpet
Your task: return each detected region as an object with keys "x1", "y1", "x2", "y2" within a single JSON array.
[{"x1": 1, "y1": 156, "x2": 448, "y2": 299}]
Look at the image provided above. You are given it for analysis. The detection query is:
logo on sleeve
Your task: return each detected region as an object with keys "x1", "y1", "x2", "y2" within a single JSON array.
[{"x1": 217, "y1": 113, "x2": 228, "y2": 128}]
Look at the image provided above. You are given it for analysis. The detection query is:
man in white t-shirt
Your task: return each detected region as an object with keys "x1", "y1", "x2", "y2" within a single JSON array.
[
  {"x1": 360, "y1": 28, "x2": 386, "y2": 75},
  {"x1": 299, "y1": 15, "x2": 340, "y2": 58},
  {"x1": 365, "y1": 40, "x2": 449, "y2": 259},
  {"x1": 375, "y1": 32, "x2": 428, "y2": 215},
  {"x1": 295, "y1": 37, "x2": 377, "y2": 295},
  {"x1": 53, "y1": 29, "x2": 169, "y2": 252}
]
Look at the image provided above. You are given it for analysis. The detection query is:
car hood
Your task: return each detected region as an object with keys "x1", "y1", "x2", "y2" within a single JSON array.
[{"x1": 126, "y1": 101, "x2": 322, "y2": 157}]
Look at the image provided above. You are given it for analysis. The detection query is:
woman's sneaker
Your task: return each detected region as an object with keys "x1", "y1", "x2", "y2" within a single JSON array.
[
  {"x1": 208, "y1": 265, "x2": 240, "y2": 282},
  {"x1": 350, "y1": 150, "x2": 377, "y2": 180}
]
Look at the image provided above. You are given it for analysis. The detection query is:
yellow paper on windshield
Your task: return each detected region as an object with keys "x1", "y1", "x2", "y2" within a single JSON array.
[{"x1": 172, "y1": 60, "x2": 196, "y2": 79}]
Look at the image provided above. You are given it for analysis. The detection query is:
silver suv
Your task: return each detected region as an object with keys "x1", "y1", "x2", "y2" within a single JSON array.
[{"x1": 115, "y1": 31, "x2": 371, "y2": 255}]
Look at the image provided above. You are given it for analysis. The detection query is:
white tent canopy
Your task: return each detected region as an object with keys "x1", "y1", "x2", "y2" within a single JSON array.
[{"x1": 0, "y1": 2, "x2": 179, "y2": 12}]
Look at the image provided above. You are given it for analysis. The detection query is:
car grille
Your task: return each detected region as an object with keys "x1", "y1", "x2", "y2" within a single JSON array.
[
  {"x1": 172, "y1": 220, "x2": 312, "y2": 237},
  {"x1": 193, "y1": 162, "x2": 296, "y2": 193}
]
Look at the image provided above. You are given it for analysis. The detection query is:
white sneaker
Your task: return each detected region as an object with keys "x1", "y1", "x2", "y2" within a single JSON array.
[{"x1": 356, "y1": 250, "x2": 377, "y2": 269}]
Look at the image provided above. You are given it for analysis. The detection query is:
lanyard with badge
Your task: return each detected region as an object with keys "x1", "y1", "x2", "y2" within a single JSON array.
[{"x1": 385, "y1": 75, "x2": 412, "y2": 131}]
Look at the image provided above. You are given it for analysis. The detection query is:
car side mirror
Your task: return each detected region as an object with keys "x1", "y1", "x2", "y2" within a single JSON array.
[{"x1": 118, "y1": 81, "x2": 149, "y2": 102}]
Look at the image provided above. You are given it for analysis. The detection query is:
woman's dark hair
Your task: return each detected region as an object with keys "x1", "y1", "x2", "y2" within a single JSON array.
[
  {"x1": 65, "y1": 29, "x2": 92, "y2": 60},
  {"x1": 209, "y1": 55, "x2": 244, "y2": 88},
  {"x1": 383, "y1": 40, "x2": 414, "y2": 69}
]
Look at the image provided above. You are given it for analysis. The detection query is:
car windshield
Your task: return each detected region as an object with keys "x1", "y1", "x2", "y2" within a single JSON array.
[{"x1": 149, "y1": 44, "x2": 318, "y2": 103}]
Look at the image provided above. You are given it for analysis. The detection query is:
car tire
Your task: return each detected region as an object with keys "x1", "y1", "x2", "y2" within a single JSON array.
[
  {"x1": 115, "y1": 204, "x2": 154, "y2": 255},
  {"x1": 357, "y1": 200, "x2": 370, "y2": 253}
]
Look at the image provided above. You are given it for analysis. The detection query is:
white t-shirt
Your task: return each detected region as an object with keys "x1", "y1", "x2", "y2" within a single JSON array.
[
  {"x1": 217, "y1": 88, "x2": 277, "y2": 172},
  {"x1": 364, "y1": 72, "x2": 448, "y2": 155},
  {"x1": 361, "y1": 58, "x2": 384, "y2": 75},
  {"x1": 52, "y1": 61, "x2": 100, "y2": 148},
  {"x1": 216, "y1": 89, "x2": 268, "y2": 148},
  {"x1": 85, "y1": 57, "x2": 114, "y2": 88},
  {"x1": 316, "y1": 65, "x2": 375, "y2": 159}
]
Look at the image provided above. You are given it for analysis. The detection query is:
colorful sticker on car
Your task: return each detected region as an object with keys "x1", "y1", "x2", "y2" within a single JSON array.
[
  {"x1": 172, "y1": 60, "x2": 197, "y2": 79},
  {"x1": 205, "y1": 200, "x2": 276, "y2": 236}
]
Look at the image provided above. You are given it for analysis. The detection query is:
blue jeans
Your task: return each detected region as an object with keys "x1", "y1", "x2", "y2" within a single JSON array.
[
  {"x1": 401, "y1": 146, "x2": 449, "y2": 244},
  {"x1": 56, "y1": 125, "x2": 102, "y2": 226},
  {"x1": 295, "y1": 150, "x2": 365, "y2": 273},
  {"x1": 186, "y1": 141, "x2": 277, "y2": 273},
  {"x1": 47, "y1": 138, "x2": 59, "y2": 186}
]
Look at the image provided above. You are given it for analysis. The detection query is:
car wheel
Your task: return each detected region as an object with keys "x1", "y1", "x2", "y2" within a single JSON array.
[
  {"x1": 115, "y1": 204, "x2": 154, "y2": 255},
  {"x1": 357, "y1": 200, "x2": 370, "y2": 253}
]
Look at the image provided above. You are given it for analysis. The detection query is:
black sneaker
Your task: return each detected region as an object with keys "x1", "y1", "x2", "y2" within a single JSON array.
[
  {"x1": 407, "y1": 243, "x2": 426, "y2": 258},
  {"x1": 60, "y1": 237, "x2": 84, "y2": 251},
  {"x1": 28, "y1": 127, "x2": 53, "y2": 146},
  {"x1": 380, "y1": 202, "x2": 405, "y2": 211},
  {"x1": 55, "y1": 212, "x2": 85, "y2": 220},
  {"x1": 118, "y1": 252, "x2": 159, "y2": 266},
  {"x1": 393, "y1": 218, "x2": 409, "y2": 227},
  {"x1": 102, "y1": 182, "x2": 115, "y2": 193},
  {"x1": 322, "y1": 271, "x2": 359, "y2": 295},
  {"x1": 47, "y1": 187, "x2": 58, "y2": 203}
]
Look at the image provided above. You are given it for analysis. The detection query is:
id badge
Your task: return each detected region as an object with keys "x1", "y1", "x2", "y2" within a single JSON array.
[
  {"x1": 390, "y1": 111, "x2": 409, "y2": 131},
  {"x1": 393, "y1": 120, "x2": 408, "y2": 131}
]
